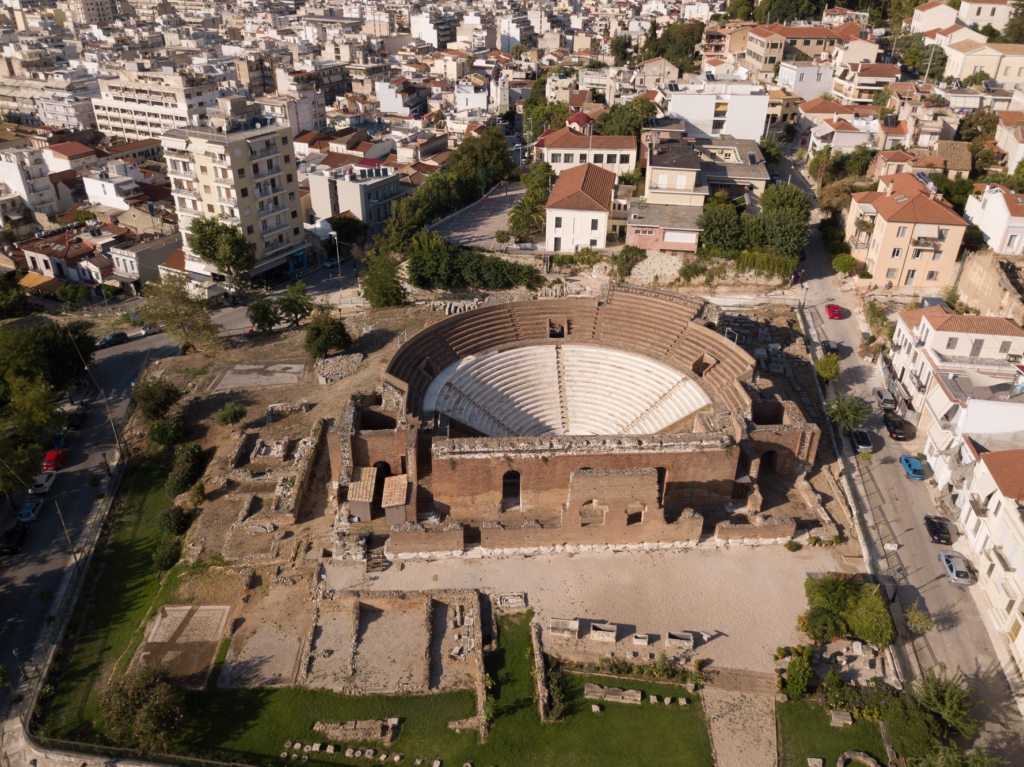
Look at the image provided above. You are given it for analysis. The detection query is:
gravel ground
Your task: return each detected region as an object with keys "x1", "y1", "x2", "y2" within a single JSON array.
[{"x1": 702, "y1": 689, "x2": 778, "y2": 767}]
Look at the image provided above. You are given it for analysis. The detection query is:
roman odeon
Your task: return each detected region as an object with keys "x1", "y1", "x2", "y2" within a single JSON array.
[{"x1": 337, "y1": 285, "x2": 820, "y2": 555}]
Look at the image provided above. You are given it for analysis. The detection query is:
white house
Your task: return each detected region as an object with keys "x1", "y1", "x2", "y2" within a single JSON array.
[
  {"x1": 965, "y1": 184, "x2": 1024, "y2": 255},
  {"x1": 545, "y1": 163, "x2": 615, "y2": 253},
  {"x1": 911, "y1": 1, "x2": 961, "y2": 34},
  {"x1": 959, "y1": 0, "x2": 1013, "y2": 32},
  {"x1": 83, "y1": 161, "x2": 145, "y2": 212},
  {"x1": 776, "y1": 61, "x2": 836, "y2": 103},
  {"x1": 809, "y1": 118, "x2": 872, "y2": 154},
  {"x1": 663, "y1": 80, "x2": 769, "y2": 142}
]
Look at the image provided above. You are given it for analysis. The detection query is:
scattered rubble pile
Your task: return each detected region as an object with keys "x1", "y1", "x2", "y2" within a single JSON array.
[
  {"x1": 316, "y1": 353, "x2": 363, "y2": 384},
  {"x1": 313, "y1": 719, "x2": 401, "y2": 746}
]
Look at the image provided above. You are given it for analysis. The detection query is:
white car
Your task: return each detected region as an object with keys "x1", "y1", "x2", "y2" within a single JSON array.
[
  {"x1": 938, "y1": 550, "x2": 972, "y2": 586},
  {"x1": 28, "y1": 472, "x2": 57, "y2": 495},
  {"x1": 17, "y1": 499, "x2": 44, "y2": 523}
]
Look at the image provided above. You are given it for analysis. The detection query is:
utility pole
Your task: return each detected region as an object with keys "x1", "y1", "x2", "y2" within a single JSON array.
[{"x1": 923, "y1": 44, "x2": 936, "y2": 83}]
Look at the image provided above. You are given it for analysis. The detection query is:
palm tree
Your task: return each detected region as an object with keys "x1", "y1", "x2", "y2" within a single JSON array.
[
  {"x1": 825, "y1": 393, "x2": 871, "y2": 432},
  {"x1": 507, "y1": 196, "x2": 545, "y2": 241}
]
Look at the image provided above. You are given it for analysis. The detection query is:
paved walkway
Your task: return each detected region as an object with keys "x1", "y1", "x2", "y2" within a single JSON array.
[{"x1": 430, "y1": 182, "x2": 525, "y2": 250}]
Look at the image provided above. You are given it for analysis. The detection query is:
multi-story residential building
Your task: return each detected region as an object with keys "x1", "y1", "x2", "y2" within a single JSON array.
[
  {"x1": 810, "y1": 117, "x2": 873, "y2": 154},
  {"x1": 83, "y1": 161, "x2": 144, "y2": 212},
  {"x1": 959, "y1": 0, "x2": 1013, "y2": 32},
  {"x1": 845, "y1": 173, "x2": 967, "y2": 291},
  {"x1": 831, "y1": 63, "x2": 901, "y2": 106},
  {"x1": 545, "y1": 163, "x2": 618, "y2": 252},
  {"x1": 663, "y1": 79, "x2": 770, "y2": 142},
  {"x1": 92, "y1": 63, "x2": 225, "y2": 142},
  {"x1": 307, "y1": 164, "x2": 402, "y2": 239},
  {"x1": 632, "y1": 57, "x2": 680, "y2": 90},
  {"x1": 944, "y1": 41, "x2": 1024, "y2": 84},
  {"x1": 965, "y1": 183, "x2": 1024, "y2": 254},
  {"x1": 765, "y1": 87, "x2": 801, "y2": 135},
  {"x1": 0, "y1": 147, "x2": 57, "y2": 217},
  {"x1": 911, "y1": 1, "x2": 961, "y2": 34},
  {"x1": 534, "y1": 127, "x2": 637, "y2": 177},
  {"x1": 701, "y1": 22, "x2": 754, "y2": 65},
  {"x1": 745, "y1": 24, "x2": 842, "y2": 80},
  {"x1": 498, "y1": 15, "x2": 537, "y2": 53},
  {"x1": 797, "y1": 97, "x2": 880, "y2": 147},
  {"x1": 66, "y1": 0, "x2": 116, "y2": 26},
  {"x1": 776, "y1": 61, "x2": 835, "y2": 103},
  {"x1": 410, "y1": 12, "x2": 460, "y2": 50},
  {"x1": 161, "y1": 112, "x2": 307, "y2": 291}
]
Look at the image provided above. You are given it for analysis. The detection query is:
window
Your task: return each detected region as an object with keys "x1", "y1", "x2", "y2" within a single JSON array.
[
  {"x1": 886, "y1": 268, "x2": 897, "y2": 279},
  {"x1": 593, "y1": 153, "x2": 604, "y2": 163},
  {"x1": 590, "y1": 239, "x2": 598, "y2": 247},
  {"x1": 207, "y1": 204, "x2": 214, "y2": 212},
  {"x1": 286, "y1": 174, "x2": 293, "y2": 183},
  {"x1": 939, "y1": 228, "x2": 949, "y2": 240},
  {"x1": 293, "y1": 227, "x2": 299, "y2": 236},
  {"x1": 946, "y1": 337, "x2": 958, "y2": 351},
  {"x1": 897, "y1": 226, "x2": 908, "y2": 237},
  {"x1": 203, "y1": 185, "x2": 211, "y2": 194},
  {"x1": 554, "y1": 216, "x2": 562, "y2": 228},
  {"x1": 199, "y1": 166, "x2": 207, "y2": 174},
  {"x1": 564, "y1": 153, "x2": 574, "y2": 163},
  {"x1": 619, "y1": 154, "x2": 629, "y2": 163},
  {"x1": 970, "y1": 338, "x2": 984, "y2": 357},
  {"x1": 551, "y1": 153, "x2": 562, "y2": 162},
  {"x1": 912, "y1": 249, "x2": 923, "y2": 260},
  {"x1": 891, "y1": 248, "x2": 902, "y2": 259},
  {"x1": 1010, "y1": 234, "x2": 1019, "y2": 248},
  {"x1": 591, "y1": 219, "x2": 599, "y2": 231},
  {"x1": 284, "y1": 155, "x2": 291, "y2": 163},
  {"x1": 1006, "y1": 67, "x2": 1012, "y2": 76},
  {"x1": 246, "y1": 225, "x2": 254, "y2": 234},
  {"x1": 712, "y1": 119, "x2": 726, "y2": 131},
  {"x1": 1000, "y1": 340, "x2": 1012, "y2": 354},
  {"x1": 238, "y1": 168, "x2": 245, "y2": 178},
  {"x1": 992, "y1": 7, "x2": 997, "y2": 14},
  {"x1": 798, "y1": 73, "x2": 805, "y2": 82},
  {"x1": 932, "y1": 251, "x2": 943, "y2": 260},
  {"x1": 816, "y1": 71, "x2": 823, "y2": 81},
  {"x1": 579, "y1": 153, "x2": 587, "y2": 163},
  {"x1": 974, "y1": 65, "x2": 982, "y2": 73},
  {"x1": 241, "y1": 188, "x2": 249, "y2": 197},
  {"x1": 976, "y1": 7, "x2": 982, "y2": 14}
]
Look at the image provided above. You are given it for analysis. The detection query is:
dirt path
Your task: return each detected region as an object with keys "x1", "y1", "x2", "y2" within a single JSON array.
[{"x1": 701, "y1": 688, "x2": 777, "y2": 767}]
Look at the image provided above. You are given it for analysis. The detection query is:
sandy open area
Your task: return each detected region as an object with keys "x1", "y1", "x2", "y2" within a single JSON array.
[
  {"x1": 325, "y1": 545, "x2": 852, "y2": 675},
  {"x1": 703, "y1": 689, "x2": 778, "y2": 767}
]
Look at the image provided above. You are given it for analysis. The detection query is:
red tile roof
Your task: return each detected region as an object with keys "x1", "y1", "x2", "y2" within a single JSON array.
[
  {"x1": 546, "y1": 163, "x2": 615, "y2": 213},
  {"x1": 980, "y1": 449, "x2": 1024, "y2": 501},
  {"x1": 46, "y1": 141, "x2": 96, "y2": 159}
]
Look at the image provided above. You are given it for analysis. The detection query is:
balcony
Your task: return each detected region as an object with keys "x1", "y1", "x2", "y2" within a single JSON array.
[
  {"x1": 212, "y1": 175, "x2": 234, "y2": 187},
  {"x1": 970, "y1": 494, "x2": 989, "y2": 517},
  {"x1": 912, "y1": 235, "x2": 940, "y2": 248},
  {"x1": 909, "y1": 370, "x2": 926, "y2": 392},
  {"x1": 249, "y1": 144, "x2": 280, "y2": 160},
  {"x1": 165, "y1": 148, "x2": 191, "y2": 160},
  {"x1": 252, "y1": 164, "x2": 283, "y2": 181},
  {"x1": 173, "y1": 186, "x2": 200, "y2": 200},
  {"x1": 167, "y1": 165, "x2": 196, "y2": 179},
  {"x1": 992, "y1": 546, "x2": 1016, "y2": 573},
  {"x1": 218, "y1": 213, "x2": 240, "y2": 226},
  {"x1": 260, "y1": 219, "x2": 289, "y2": 236},
  {"x1": 255, "y1": 184, "x2": 281, "y2": 199},
  {"x1": 263, "y1": 236, "x2": 294, "y2": 257},
  {"x1": 257, "y1": 202, "x2": 287, "y2": 218}
]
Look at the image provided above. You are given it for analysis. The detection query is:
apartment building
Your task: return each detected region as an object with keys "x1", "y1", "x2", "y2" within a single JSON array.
[
  {"x1": 535, "y1": 127, "x2": 637, "y2": 177},
  {"x1": 845, "y1": 173, "x2": 967, "y2": 291},
  {"x1": 911, "y1": 1, "x2": 960, "y2": 34},
  {"x1": 410, "y1": 13, "x2": 460, "y2": 50},
  {"x1": 632, "y1": 57, "x2": 680, "y2": 90},
  {"x1": 66, "y1": 0, "x2": 116, "y2": 26},
  {"x1": 92, "y1": 64, "x2": 226, "y2": 142},
  {"x1": 831, "y1": 63, "x2": 901, "y2": 106},
  {"x1": 944, "y1": 41, "x2": 1024, "y2": 84},
  {"x1": 765, "y1": 88, "x2": 801, "y2": 135},
  {"x1": 307, "y1": 164, "x2": 402, "y2": 239},
  {"x1": 499, "y1": 15, "x2": 537, "y2": 53},
  {"x1": 162, "y1": 113, "x2": 306, "y2": 289},
  {"x1": 83, "y1": 161, "x2": 144, "y2": 212},
  {"x1": 776, "y1": 61, "x2": 835, "y2": 103},
  {"x1": 745, "y1": 24, "x2": 842, "y2": 80},
  {"x1": 545, "y1": 163, "x2": 618, "y2": 252},
  {"x1": 965, "y1": 184, "x2": 1024, "y2": 254},
  {"x1": 0, "y1": 147, "x2": 57, "y2": 217},
  {"x1": 959, "y1": 0, "x2": 1013, "y2": 32},
  {"x1": 663, "y1": 80, "x2": 770, "y2": 142}
]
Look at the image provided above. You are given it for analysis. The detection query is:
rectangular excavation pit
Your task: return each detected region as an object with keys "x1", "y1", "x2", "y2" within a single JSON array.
[{"x1": 350, "y1": 595, "x2": 430, "y2": 693}]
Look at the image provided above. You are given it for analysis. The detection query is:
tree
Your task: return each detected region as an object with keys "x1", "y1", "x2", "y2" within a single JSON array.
[
  {"x1": 913, "y1": 745, "x2": 1005, "y2": 767},
  {"x1": 362, "y1": 253, "x2": 406, "y2": 308},
  {"x1": 507, "y1": 195, "x2": 545, "y2": 241},
  {"x1": 815, "y1": 353, "x2": 841, "y2": 382},
  {"x1": 825, "y1": 392, "x2": 870, "y2": 431},
  {"x1": 188, "y1": 480, "x2": 206, "y2": 510},
  {"x1": 611, "y1": 35, "x2": 631, "y2": 66},
  {"x1": 872, "y1": 86, "x2": 892, "y2": 107},
  {"x1": 957, "y1": 109, "x2": 999, "y2": 147},
  {"x1": 612, "y1": 246, "x2": 647, "y2": 280},
  {"x1": 55, "y1": 283, "x2": 92, "y2": 311},
  {"x1": 276, "y1": 281, "x2": 314, "y2": 326},
  {"x1": 594, "y1": 97, "x2": 658, "y2": 139},
  {"x1": 102, "y1": 663, "x2": 187, "y2": 751},
  {"x1": 141, "y1": 273, "x2": 219, "y2": 352},
  {"x1": 962, "y1": 70, "x2": 992, "y2": 87},
  {"x1": 743, "y1": 209, "x2": 808, "y2": 258},
  {"x1": 1005, "y1": 0, "x2": 1024, "y2": 45},
  {"x1": 832, "y1": 254, "x2": 858, "y2": 275},
  {"x1": 246, "y1": 297, "x2": 281, "y2": 333},
  {"x1": 842, "y1": 145, "x2": 874, "y2": 178},
  {"x1": 846, "y1": 586, "x2": 895, "y2": 648},
  {"x1": 913, "y1": 664, "x2": 981, "y2": 738},
  {"x1": 330, "y1": 214, "x2": 364, "y2": 244},
  {"x1": 883, "y1": 695, "x2": 941, "y2": 760},
  {"x1": 904, "y1": 598, "x2": 934, "y2": 635},
  {"x1": 133, "y1": 379, "x2": 182, "y2": 421},
  {"x1": 760, "y1": 183, "x2": 811, "y2": 223},
  {"x1": 215, "y1": 402, "x2": 247, "y2": 426},
  {"x1": 759, "y1": 135, "x2": 785, "y2": 165},
  {"x1": 510, "y1": 42, "x2": 529, "y2": 58},
  {"x1": 818, "y1": 179, "x2": 857, "y2": 215},
  {"x1": 809, "y1": 146, "x2": 836, "y2": 187},
  {"x1": 522, "y1": 161, "x2": 555, "y2": 204},
  {"x1": 696, "y1": 205, "x2": 741, "y2": 252},
  {"x1": 211, "y1": 227, "x2": 256, "y2": 291},
  {"x1": 642, "y1": 19, "x2": 661, "y2": 59},
  {"x1": 303, "y1": 307, "x2": 352, "y2": 359},
  {"x1": 148, "y1": 418, "x2": 188, "y2": 446},
  {"x1": 0, "y1": 273, "x2": 26, "y2": 320},
  {"x1": 444, "y1": 126, "x2": 515, "y2": 193},
  {"x1": 893, "y1": 33, "x2": 946, "y2": 80},
  {"x1": 75, "y1": 208, "x2": 97, "y2": 224}
]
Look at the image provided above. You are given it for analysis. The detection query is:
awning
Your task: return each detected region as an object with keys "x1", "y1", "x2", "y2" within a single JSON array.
[
  {"x1": 19, "y1": 273, "x2": 66, "y2": 295},
  {"x1": 103, "y1": 278, "x2": 123, "y2": 287}
]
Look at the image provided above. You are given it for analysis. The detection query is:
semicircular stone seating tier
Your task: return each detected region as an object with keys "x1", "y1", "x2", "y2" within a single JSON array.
[{"x1": 422, "y1": 344, "x2": 712, "y2": 437}]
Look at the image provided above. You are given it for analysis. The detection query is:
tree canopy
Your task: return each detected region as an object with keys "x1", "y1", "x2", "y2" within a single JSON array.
[
  {"x1": 594, "y1": 97, "x2": 658, "y2": 139},
  {"x1": 141, "y1": 272, "x2": 219, "y2": 352},
  {"x1": 361, "y1": 253, "x2": 405, "y2": 308},
  {"x1": 406, "y1": 230, "x2": 538, "y2": 291},
  {"x1": 186, "y1": 216, "x2": 256, "y2": 291}
]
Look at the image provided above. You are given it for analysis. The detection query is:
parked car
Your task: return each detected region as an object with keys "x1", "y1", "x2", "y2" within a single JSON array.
[
  {"x1": 771, "y1": 172, "x2": 783, "y2": 184},
  {"x1": 322, "y1": 259, "x2": 338, "y2": 270},
  {"x1": 925, "y1": 516, "x2": 952, "y2": 545},
  {"x1": 17, "y1": 499, "x2": 44, "y2": 523},
  {"x1": 873, "y1": 387, "x2": 897, "y2": 411},
  {"x1": 0, "y1": 523, "x2": 29, "y2": 556},
  {"x1": 139, "y1": 324, "x2": 162, "y2": 336},
  {"x1": 899, "y1": 454, "x2": 926, "y2": 480},
  {"x1": 43, "y1": 448, "x2": 68, "y2": 471},
  {"x1": 938, "y1": 550, "x2": 972, "y2": 586},
  {"x1": 821, "y1": 340, "x2": 839, "y2": 355},
  {"x1": 97, "y1": 331, "x2": 129, "y2": 349},
  {"x1": 849, "y1": 429, "x2": 872, "y2": 453},
  {"x1": 826, "y1": 304, "x2": 843, "y2": 320},
  {"x1": 28, "y1": 472, "x2": 57, "y2": 495},
  {"x1": 65, "y1": 408, "x2": 85, "y2": 431},
  {"x1": 883, "y1": 412, "x2": 907, "y2": 440}
]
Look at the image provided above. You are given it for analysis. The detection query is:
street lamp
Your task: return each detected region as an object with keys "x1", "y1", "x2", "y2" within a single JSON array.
[{"x1": 328, "y1": 230, "x2": 343, "y2": 287}]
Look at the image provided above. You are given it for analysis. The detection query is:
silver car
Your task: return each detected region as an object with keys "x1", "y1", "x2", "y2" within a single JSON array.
[{"x1": 938, "y1": 550, "x2": 972, "y2": 586}]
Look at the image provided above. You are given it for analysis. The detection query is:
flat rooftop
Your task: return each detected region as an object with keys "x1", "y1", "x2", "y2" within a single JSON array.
[{"x1": 647, "y1": 138, "x2": 701, "y2": 170}]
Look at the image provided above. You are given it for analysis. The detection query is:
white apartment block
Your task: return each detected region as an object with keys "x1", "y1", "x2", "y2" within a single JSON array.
[
  {"x1": 66, "y1": 0, "x2": 116, "y2": 26},
  {"x1": 162, "y1": 116, "x2": 307, "y2": 288},
  {"x1": 0, "y1": 148, "x2": 57, "y2": 217},
  {"x1": 307, "y1": 164, "x2": 403, "y2": 239},
  {"x1": 83, "y1": 161, "x2": 144, "y2": 212},
  {"x1": 92, "y1": 64, "x2": 225, "y2": 142},
  {"x1": 959, "y1": 0, "x2": 1013, "y2": 32},
  {"x1": 664, "y1": 81, "x2": 770, "y2": 142}
]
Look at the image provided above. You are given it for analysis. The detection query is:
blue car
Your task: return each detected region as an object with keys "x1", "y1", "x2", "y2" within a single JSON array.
[{"x1": 900, "y1": 454, "x2": 926, "y2": 480}]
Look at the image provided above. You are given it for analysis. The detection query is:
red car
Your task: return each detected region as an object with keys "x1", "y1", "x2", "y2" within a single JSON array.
[
  {"x1": 826, "y1": 304, "x2": 843, "y2": 320},
  {"x1": 42, "y1": 448, "x2": 68, "y2": 471}
]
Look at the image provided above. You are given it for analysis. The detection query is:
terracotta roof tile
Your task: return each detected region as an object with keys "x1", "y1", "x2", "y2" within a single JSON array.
[
  {"x1": 980, "y1": 449, "x2": 1024, "y2": 500},
  {"x1": 924, "y1": 313, "x2": 1024, "y2": 336},
  {"x1": 546, "y1": 163, "x2": 615, "y2": 213}
]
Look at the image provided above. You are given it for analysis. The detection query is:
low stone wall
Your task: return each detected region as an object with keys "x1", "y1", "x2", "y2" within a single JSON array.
[
  {"x1": 282, "y1": 418, "x2": 326, "y2": 521},
  {"x1": 794, "y1": 472, "x2": 840, "y2": 539},
  {"x1": 714, "y1": 515, "x2": 796, "y2": 542},
  {"x1": 479, "y1": 509, "x2": 704, "y2": 550},
  {"x1": 531, "y1": 621, "x2": 550, "y2": 722},
  {"x1": 387, "y1": 521, "x2": 465, "y2": 555}
]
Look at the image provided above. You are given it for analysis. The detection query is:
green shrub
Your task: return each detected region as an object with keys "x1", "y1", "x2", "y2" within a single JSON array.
[
  {"x1": 857, "y1": 270, "x2": 873, "y2": 279},
  {"x1": 188, "y1": 480, "x2": 206, "y2": 510},
  {"x1": 785, "y1": 540, "x2": 800, "y2": 552},
  {"x1": 884, "y1": 695, "x2": 941, "y2": 758},
  {"x1": 102, "y1": 662, "x2": 186, "y2": 750},
  {"x1": 678, "y1": 262, "x2": 707, "y2": 284},
  {"x1": 160, "y1": 505, "x2": 189, "y2": 536},
  {"x1": 799, "y1": 605, "x2": 848, "y2": 644},
  {"x1": 166, "y1": 442, "x2": 203, "y2": 496},
  {"x1": 495, "y1": 229, "x2": 510, "y2": 244},
  {"x1": 785, "y1": 656, "x2": 812, "y2": 699},
  {"x1": 303, "y1": 310, "x2": 352, "y2": 359},
  {"x1": 552, "y1": 248, "x2": 603, "y2": 268},
  {"x1": 133, "y1": 379, "x2": 182, "y2": 421},
  {"x1": 832, "y1": 254, "x2": 858, "y2": 275},
  {"x1": 814, "y1": 353, "x2": 841, "y2": 382},
  {"x1": 611, "y1": 245, "x2": 647, "y2": 279},
  {"x1": 148, "y1": 418, "x2": 188, "y2": 446},
  {"x1": 152, "y1": 533, "x2": 181, "y2": 572},
  {"x1": 215, "y1": 402, "x2": 247, "y2": 426}
]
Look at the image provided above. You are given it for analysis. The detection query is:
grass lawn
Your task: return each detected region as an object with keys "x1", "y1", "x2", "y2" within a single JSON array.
[
  {"x1": 177, "y1": 612, "x2": 713, "y2": 767},
  {"x1": 777, "y1": 700, "x2": 888, "y2": 767},
  {"x1": 45, "y1": 452, "x2": 179, "y2": 738}
]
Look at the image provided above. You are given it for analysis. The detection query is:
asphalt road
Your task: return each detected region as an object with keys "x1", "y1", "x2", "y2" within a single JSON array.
[
  {"x1": 786, "y1": 157, "x2": 1024, "y2": 757},
  {"x1": 0, "y1": 331, "x2": 179, "y2": 714}
]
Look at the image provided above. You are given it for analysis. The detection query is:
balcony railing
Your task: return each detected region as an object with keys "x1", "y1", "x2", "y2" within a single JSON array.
[
  {"x1": 249, "y1": 144, "x2": 280, "y2": 160},
  {"x1": 970, "y1": 494, "x2": 989, "y2": 517},
  {"x1": 258, "y1": 202, "x2": 287, "y2": 218},
  {"x1": 252, "y1": 164, "x2": 283, "y2": 181},
  {"x1": 993, "y1": 546, "x2": 1016, "y2": 573},
  {"x1": 912, "y1": 235, "x2": 940, "y2": 248},
  {"x1": 909, "y1": 370, "x2": 925, "y2": 392},
  {"x1": 855, "y1": 218, "x2": 875, "y2": 231},
  {"x1": 255, "y1": 184, "x2": 281, "y2": 199},
  {"x1": 168, "y1": 166, "x2": 196, "y2": 179},
  {"x1": 218, "y1": 213, "x2": 240, "y2": 226},
  {"x1": 263, "y1": 237, "x2": 294, "y2": 257},
  {"x1": 260, "y1": 220, "x2": 289, "y2": 236}
]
